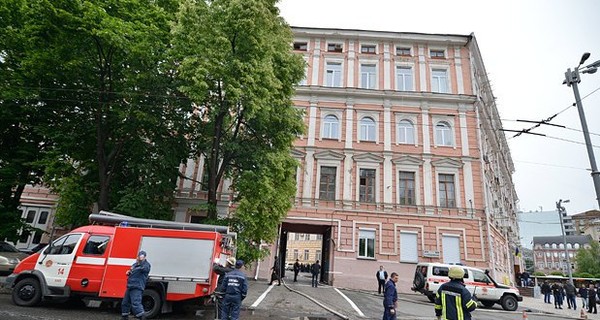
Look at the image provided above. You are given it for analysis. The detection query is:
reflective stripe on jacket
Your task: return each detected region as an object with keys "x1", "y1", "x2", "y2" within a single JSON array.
[{"x1": 434, "y1": 279, "x2": 477, "y2": 320}]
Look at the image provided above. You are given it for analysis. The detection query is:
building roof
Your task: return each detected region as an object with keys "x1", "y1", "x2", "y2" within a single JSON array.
[
  {"x1": 571, "y1": 210, "x2": 600, "y2": 219},
  {"x1": 532, "y1": 235, "x2": 593, "y2": 245}
]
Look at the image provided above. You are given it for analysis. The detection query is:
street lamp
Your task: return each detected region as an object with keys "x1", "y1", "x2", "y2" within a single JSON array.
[
  {"x1": 563, "y1": 53, "x2": 600, "y2": 209},
  {"x1": 556, "y1": 199, "x2": 573, "y2": 284}
]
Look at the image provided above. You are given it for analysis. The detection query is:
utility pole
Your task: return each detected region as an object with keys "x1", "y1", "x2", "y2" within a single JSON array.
[
  {"x1": 563, "y1": 53, "x2": 600, "y2": 209},
  {"x1": 556, "y1": 199, "x2": 573, "y2": 284}
]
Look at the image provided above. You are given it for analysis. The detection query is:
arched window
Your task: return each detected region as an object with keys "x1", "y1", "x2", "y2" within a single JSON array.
[
  {"x1": 553, "y1": 252, "x2": 558, "y2": 258},
  {"x1": 559, "y1": 243, "x2": 564, "y2": 249},
  {"x1": 322, "y1": 115, "x2": 339, "y2": 139},
  {"x1": 546, "y1": 252, "x2": 551, "y2": 257},
  {"x1": 567, "y1": 243, "x2": 572, "y2": 249},
  {"x1": 574, "y1": 243, "x2": 580, "y2": 249},
  {"x1": 360, "y1": 117, "x2": 376, "y2": 141},
  {"x1": 397, "y1": 120, "x2": 415, "y2": 144},
  {"x1": 435, "y1": 121, "x2": 453, "y2": 146},
  {"x1": 544, "y1": 243, "x2": 550, "y2": 249},
  {"x1": 551, "y1": 243, "x2": 557, "y2": 249}
]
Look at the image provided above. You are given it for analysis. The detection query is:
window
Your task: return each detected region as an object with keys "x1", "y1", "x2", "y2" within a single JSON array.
[
  {"x1": 26, "y1": 210, "x2": 36, "y2": 223},
  {"x1": 552, "y1": 243, "x2": 557, "y2": 249},
  {"x1": 327, "y1": 43, "x2": 343, "y2": 52},
  {"x1": 45, "y1": 234, "x2": 82, "y2": 255},
  {"x1": 439, "y1": 174, "x2": 456, "y2": 207},
  {"x1": 395, "y1": 66, "x2": 413, "y2": 91},
  {"x1": 432, "y1": 69, "x2": 449, "y2": 93},
  {"x1": 317, "y1": 234, "x2": 323, "y2": 240},
  {"x1": 32, "y1": 231, "x2": 42, "y2": 244},
  {"x1": 295, "y1": 233, "x2": 300, "y2": 240},
  {"x1": 400, "y1": 232, "x2": 418, "y2": 262},
  {"x1": 38, "y1": 211, "x2": 49, "y2": 224},
  {"x1": 190, "y1": 216, "x2": 203, "y2": 223},
  {"x1": 545, "y1": 252, "x2": 551, "y2": 257},
  {"x1": 359, "y1": 168, "x2": 376, "y2": 203},
  {"x1": 430, "y1": 49, "x2": 445, "y2": 58},
  {"x1": 442, "y1": 235, "x2": 460, "y2": 264},
  {"x1": 82, "y1": 235, "x2": 110, "y2": 255},
  {"x1": 316, "y1": 250, "x2": 322, "y2": 261},
  {"x1": 544, "y1": 243, "x2": 550, "y2": 248},
  {"x1": 325, "y1": 62, "x2": 342, "y2": 87},
  {"x1": 293, "y1": 249, "x2": 298, "y2": 260},
  {"x1": 472, "y1": 270, "x2": 490, "y2": 283},
  {"x1": 360, "y1": 64, "x2": 376, "y2": 89},
  {"x1": 19, "y1": 231, "x2": 29, "y2": 243},
  {"x1": 574, "y1": 243, "x2": 580, "y2": 249},
  {"x1": 293, "y1": 42, "x2": 307, "y2": 51},
  {"x1": 398, "y1": 171, "x2": 415, "y2": 205},
  {"x1": 304, "y1": 249, "x2": 310, "y2": 260},
  {"x1": 361, "y1": 44, "x2": 376, "y2": 54},
  {"x1": 322, "y1": 114, "x2": 339, "y2": 139},
  {"x1": 358, "y1": 229, "x2": 375, "y2": 258},
  {"x1": 319, "y1": 166, "x2": 337, "y2": 200},
  {"x1": 559, "y1": 243, "x2": 564, "y2": 249},
  {"x1": 359, "y1": 117, "x2": 376, "y2": 141},
  {"x1": 435, "y1": 121, "x2": 453, "y2": 146},
  {"x1": 396, "y1": 47, "x2": 411, "y2": 56},
  {"x1": 397, "y1": 119, "x2": 415, "y2": 144}
]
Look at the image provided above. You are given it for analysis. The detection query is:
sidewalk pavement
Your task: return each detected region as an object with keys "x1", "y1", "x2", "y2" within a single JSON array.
[{"x1": 519, "y1": 296, "x2": 600, "y2": 319}]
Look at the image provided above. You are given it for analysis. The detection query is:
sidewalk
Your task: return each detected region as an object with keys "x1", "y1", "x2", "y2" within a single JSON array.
[{"x1": 520, "y1": 296, "x2": 600, "y2": 319}]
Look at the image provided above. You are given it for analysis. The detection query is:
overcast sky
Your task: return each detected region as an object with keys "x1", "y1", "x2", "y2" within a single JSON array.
[{"x1": 278, "y1": 0, "x2": 600, "y2": 215}]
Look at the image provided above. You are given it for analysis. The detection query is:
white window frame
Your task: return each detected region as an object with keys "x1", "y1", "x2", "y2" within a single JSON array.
[
  {"x1": 392, "y1": 156, "x2": 422, "y2": 206},
  {"x1": 325, "y1": 60, "x2": 343, "y2": 87},
  {"x1": 360, "y1": 43, "x2": 378, "y2": 54},
  {"x1": 395, "y1": 64, "x2": 414, "y2": 91},
  {"x1": 397, "y1": 119, "x2": 415, "y2": 145},
  {"x1": 431, "y1": 68, "x2": 449, "y2": 93},
  {"x1": 400, "y1": 231, "x2": 419, "y2": 263},
  {"x1": 429, "y1": 48, "x2": 446, "y2": 59},
  {"x1": 395, "y1": 46, "x2": 412, "y2": 56},
  {"x1": 355, "y1": 162, "x2": 380, "y2": 204},
  {"x1": 320, "y1": 110, "x2": 342, "y2": 140},
  {"x1": 434, "y1": 166, "x2": 461, "y2": 208},
  {"x1": 359, "y1": 116, "x2": 377, "y2": 142},
  {"x1": 432, "y1": 115, "x2": 455, "y2": 148},
  {"x1": 442, "y1": 234, "x2": 461, "y2": 264},
  {"x1": 395, "y1": 113, "x2": 418, "y2": 146},
  {"x1": 326, "y1": 42, "x2": 344, "y2": 53},
  {"x1": 357, "y1": 111, "x2": 380, "y2": 144},
  {"x1": 360, "y1": 63, "x2": 377, "y2": 89},
  {"x1": 358, "y1": 228, "x2": 376, "y2": 259}
]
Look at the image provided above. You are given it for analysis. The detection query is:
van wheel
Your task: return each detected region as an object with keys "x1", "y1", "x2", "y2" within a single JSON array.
[
  {"x1": 481, "y1": 300, "x2": 495, "y2": 308},
  {"x1": 12, "y1": 278, "x2": 42, "y2": 307},
  {"x1": 142, "y1": 289, "x2": 162, "y2": 319},
  {"x1": 500, "y1": 295, "x2": 518, "y2": 311},
  {"x1": 412, "y1": 272, "x2": 425, "y2": 290}
]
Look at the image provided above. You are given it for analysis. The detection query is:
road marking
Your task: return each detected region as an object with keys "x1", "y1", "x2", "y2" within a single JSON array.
[
  {"x1": 334, "y1": 288, "x2": 365, "y2": 317},
  {"x1": 251, "y1": 284, "x2": 275, "y2": 308}
]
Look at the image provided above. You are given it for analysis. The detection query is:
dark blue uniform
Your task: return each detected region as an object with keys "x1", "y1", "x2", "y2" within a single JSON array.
[
  {"x1": 382, "y1": 279, "x2": 398, "y2": 320},
  {"x1": 220, "y1": 269, "x2": 248, "y2": 320},
  {"x1": 434, "y1": 279, "x2": 477, "y2": 320},
  {"x1": 121, "y1": 259, "x2": 151, "y2": 318}
]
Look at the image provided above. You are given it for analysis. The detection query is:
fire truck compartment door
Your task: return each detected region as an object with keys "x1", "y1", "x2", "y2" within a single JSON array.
[
  {"x1": 36, "y1": 233, "x2": 83, "y2": 288},
  {"x1": 100, "y1": 235, "x2": 215, "y2": 298}
]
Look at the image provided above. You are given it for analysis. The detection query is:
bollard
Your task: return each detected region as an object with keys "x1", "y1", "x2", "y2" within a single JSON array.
[{"x1": 522, "y1": 310, "x2": 528, "y2": 320}]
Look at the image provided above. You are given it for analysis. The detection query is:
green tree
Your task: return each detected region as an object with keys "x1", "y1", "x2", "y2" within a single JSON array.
[
  {"x1": 170, "y1": 0, "x2": 305, "y2": 260},
  {"x1": 0, "y1": 0, "x2": 50, "y2": 242},
  {"x1": 575, "y1": 241, "x2": 600, "y2": 276},
  {"x1": 1, "y1": 0, "x2": 191, "y2": 228}
]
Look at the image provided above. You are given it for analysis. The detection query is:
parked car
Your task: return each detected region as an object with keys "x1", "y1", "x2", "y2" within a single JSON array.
[
  {"x1": 0, "y1": 241, "x2": 28, "y2": 275},
  {"x1": 18, "y1": 243, "x2": 48, "y2": 255},
  {"x1": 411, "y1": 262, "x2": 522, "y2": 311}
]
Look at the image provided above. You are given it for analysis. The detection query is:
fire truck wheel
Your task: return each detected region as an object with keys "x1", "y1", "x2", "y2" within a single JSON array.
[
  {"x1": 12, "y1": 278, "x2": 42, "y2": 307},
  {"x1": 142, "y1": 289, "x2": 162, "y2": 319}
]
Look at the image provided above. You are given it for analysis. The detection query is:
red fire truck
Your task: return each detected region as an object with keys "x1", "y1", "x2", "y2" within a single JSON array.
[{"x1": 6, "y1": 211, "x2": 235, "y2": 318}]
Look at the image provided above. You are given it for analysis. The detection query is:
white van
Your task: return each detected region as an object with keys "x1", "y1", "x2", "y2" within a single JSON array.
[{"x1": 411, "y1": 263, "x2": 522, "y2": 311}]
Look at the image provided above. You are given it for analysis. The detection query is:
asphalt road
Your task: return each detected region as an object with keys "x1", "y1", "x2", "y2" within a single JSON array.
[{"x1": 1, "y1": 274, "x2": 576, "y2": 320}]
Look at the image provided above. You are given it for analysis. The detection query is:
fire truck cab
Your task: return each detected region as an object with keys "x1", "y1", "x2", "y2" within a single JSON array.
[{"x1": 5, "y1": 211, "x2": 235, "y2": 318}]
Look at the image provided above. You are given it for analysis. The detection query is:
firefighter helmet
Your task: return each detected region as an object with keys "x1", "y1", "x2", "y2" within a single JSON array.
[{"x1": 448, "y1": 266, "x2": 464, "y2": 280}]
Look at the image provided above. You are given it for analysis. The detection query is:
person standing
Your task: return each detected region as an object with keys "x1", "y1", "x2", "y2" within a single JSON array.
[
  {"x1": 269, "y1": 255, "x2": 281, "y2": 286},
  {"x1": 293, "y1": 259, "x2": 300, "y2": 282},
  {"x1": 376, "y1": 265, "x2": 388, "y2": 295},
  {"x1": 220, "y1": 260, "x2": 248, "y2": 320},
  {"x1": 121, "y1": 250, "x2": 151, "y2": 320},
  {"x1": 541, "y1": 281, "x2": 552, "y2": 304},
  {"x1": 565, "y1": 281, "x2": 577, "y2": 310},
  {"x1": 311, "y1": 260, "x2": 321, "y2": 287},
  {"x1": 213, "y1": 257, "x2": 236, "y2": 318},
  {"x1": 579, "y1": 284, "x2": 588, "y2": 310},
  {"x1": 588, "y1": 284, "x2": 597, "y2": 314},
  {"x1": 382, "y1": 272, "x2": 398, "y2": 320},
  {"x1": 434, "y1": 266, "x2": 477, "y2": 320}
]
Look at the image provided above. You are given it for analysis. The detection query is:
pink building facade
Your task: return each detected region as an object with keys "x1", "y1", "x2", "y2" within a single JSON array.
[{"x1": 174, "y1": 27, "x2": 521, "y2": 292}]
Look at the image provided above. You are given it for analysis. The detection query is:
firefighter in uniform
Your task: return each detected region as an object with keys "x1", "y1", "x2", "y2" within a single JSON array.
[
  {"x1": 121, "y1": 250, "x2": 151, "y2": 320},
  {"x1": 434, "y1": 266, "x2": 477, "y2": 320},
  {"x1": 220, "y1": 259, "x2": 248, "y2": 320},
  {"x1": 213, "y1": 257, "x2": 236, "y2": 318}
]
